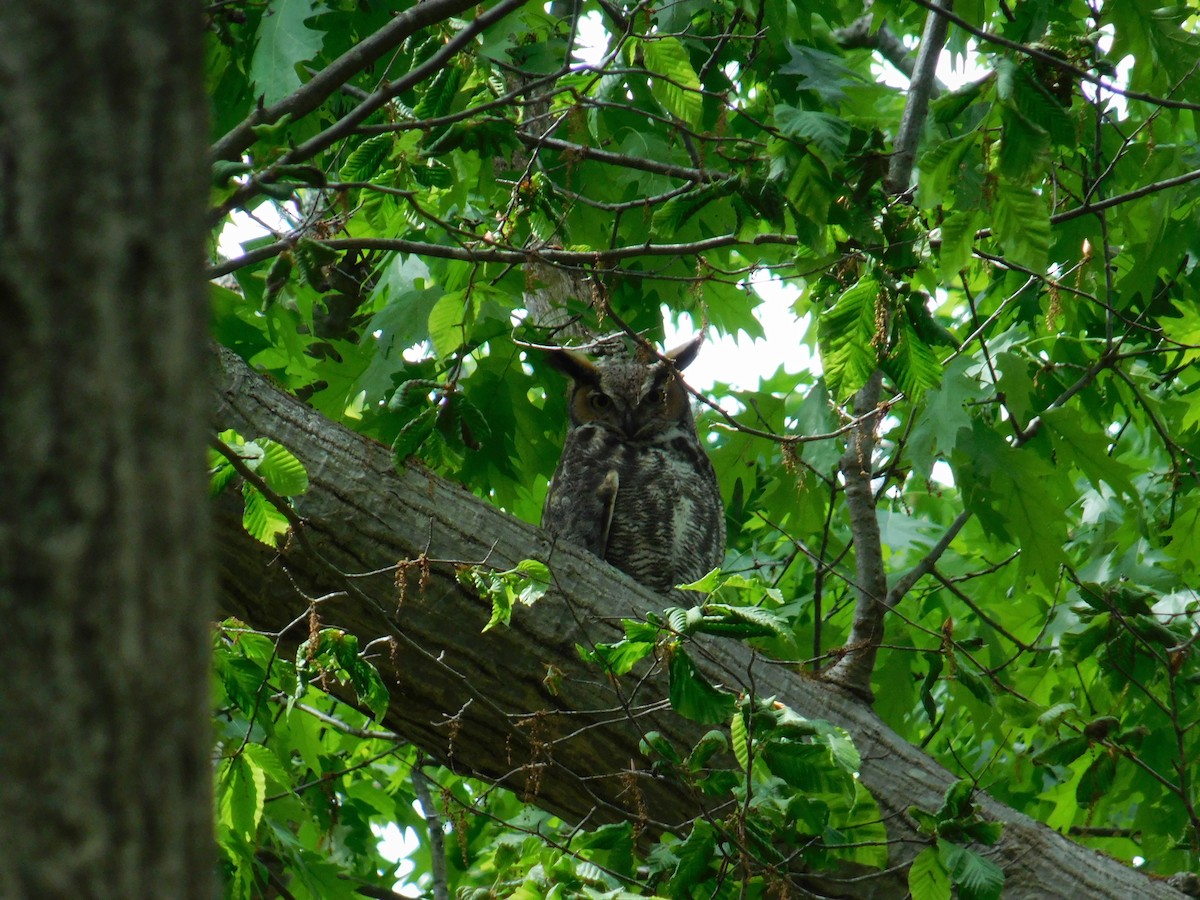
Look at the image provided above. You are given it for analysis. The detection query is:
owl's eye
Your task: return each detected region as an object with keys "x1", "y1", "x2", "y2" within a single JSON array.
[{"x1": 589, "y1": 392, "x2": 612, "y2": 410}]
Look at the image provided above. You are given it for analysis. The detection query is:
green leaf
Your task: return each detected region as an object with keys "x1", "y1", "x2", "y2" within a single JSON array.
[
  {"x1": 347, "y1": 657, "x2": 390, "y2": 720},
  {"x1": 1040, "y1": 407, "x2": 1138, "y2": 498},
  {"x1": 668, "y1": 648, "x2": 736, "y2": 724},
  {"x1": 817, "y1": 276, "x2": 882, "y2": 402},
  {"x1": 640, "y1": 37, "x2": 702, "y2": 126},
  {"x1": 1032, "y1": 735, "x2": 1089, "y2": 768},
  {"x1": 393, "y1": 407, "x2": 437, "y2": 462},
  {"x1": 589, "y1": 639, "x2": 655, "y2": 676},
  {"x1": 255, "y1": 439, "x2": 309, "y2": 496},
  {"x1": 427, "y1": 291, "x2": 469, "y2": 357},
  {"x1": 954, "y1": 424, "x2": 1068, "y2": 588},
  {"x1": 514, "y1": 559, "x2": 550, "y2": 604},
  {"x1": 779, "y1": 42, "x2": 866, "y2": 105},
  {"x1": 997, "y1": 104, "x2": 1050, "y2": 181},
  {"x1": 341, "y1": 134, "x2": 394, "y2": 182},
  {"x1": 992, "y1": 180, "x2": 1050, "y2": 270},
  {"x1": 687, "y1": 730, "x2": 728, "y2": 771},
  {"x1": 939, "y1": 841, "x2": 1004, "y2": 900},
  {"x1": 639, "y1": 731, "x2": 682, "y2": 765},
  {"x1": 241, "y1": 483, "x2": 291, "y2": 546},
  {"x1": 249, "y1": 0, "x2": 327, "y2": 106},
  {"x1": 920, "y1": 652, "x2": 943, "y2": 724},
  {"x1": 730, "y1": 707, "x2": 751, "y2": 771},
  {"x1": 1076, "y1": 750, "x2": 1116, "y2": 806},
  {"x1": 953, "y1": 662, "x2": 994, "y2": 706},
  {"x1": 667, "y1": 820, "x2": 716, "y2": 894},
  {"x1": 220, "y1": 754, "x2": 266, "y2": 842},
  {"x1": 938, "y1": 209, "x2": 981, "y2": 277},
  {"x1": 1164, "y1": 496, "x2": 1200, "y2": 575},
  {"x1": 909, "y1": 846, "x2": 952, "y2": 900},
  {"x1": 884, "y1": 321, "x2": 942, "y2": 402},
  {"x1": 413, "y1": 63, "x2": 465, "y2": 121},
  {"x1": 761, "y1": 741, "x2": 838, "y2": 793},
  {"x1": 774, "y1": 105, "x2": 852, "y2": 166}
]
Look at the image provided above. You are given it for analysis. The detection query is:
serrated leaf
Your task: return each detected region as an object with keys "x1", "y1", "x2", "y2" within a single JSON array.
[
  {"x1": 652, "y1": 182, "x2": 734, "y2": 233},
  {"x1": 515, "y1": 558, "x2": 549, "y2": 588},
  {"x1": 341, "y1": 134, "x2": 394, "y2": 182},
  {"x1": 938, "y1": 209, "x2": 981, "y2": 277},
  {"x1": 347, "y1": 657, "x2": 390, "y2": 719},
  {"x1": 393, "y1": 407, "x2": 437, "y2": 461},
  {"x1": 938, "y1": 779, "x2": 975, "y2": 820},
  {"x1": 668, "y1": 820, "x2": 716, "y2": 893},
  {"x1": 241, "y1": 483, "x2": 291, "y2": 546},
  {"x1": 920, "y1": 652, "x2": 943, "y2": 724},
  {"x1": 731, "y1": 708, "x2": 750, "y2": 771},
  {"x1": 909, "y1": 846, "x2": 952, "y2": 900},
  {"x1": 916, "y1": 132, "x2": 977, "y2": 208},
  {"x1": 779, "y1": 42, "x2": 866, "y2": 105},
  {"x1": 677, "y1": 567, "x2": 723, "y2": 593},
  {"x1": 687, "y1": 729, "x2": 728, "y2": 771},
  {"x1": 992, "y1": 181, "x2": 1050, "y2": 270},
  {"x1": 639, "y1": 730, "x2": 682, "y2": 765},
  {"x1": 818, "y1": 276, "x2": 882, "y2": 402},
  {"x1": 939, "y1": 841, "x2": 1004, "y2": 900},
  {"x1": 456, "y1": 397, "x2": 493, "y2": 451},
  {"x1": 930, "y1": 76, "x2": 989, "y2": 126},
  {"x1": 590, "y1": 639, "x2": 655, "y2": 676},
  {"x1": 700, "y1": 603, "x2": 787, "y2": 637},
  {"x1": 885, "y1": 321, "x2": 942, "y2": 402},
  {"x1": 1076, "y1": 750, "x2": 1116, "y2": 806},
  {"x1": 256, "y1": 439, "x2": 308, "y2": 496},
  {"x1": 427, "y1": 291, "x2": 469, "y2": 357},
  {"x1": 758, "y1": 744, "x2": 854, "y2": 801},
  {"x1": 1032, "y1": 735, "x2": 1089, "y2": 768},
  {"x1": 220, "y1": 755, "x2": 266, "y2": 841},
  {"x1": 413, "y1": 64, "x2": 464, "y2": 121},
  {"x1": 641, "y1": 37, "x2": 702, "y2": 126},
  {"x1": 668, "y1": 648, "x2": 736, "y2": 724},
  {"x1": 997, "y1": 104, "x2": 1050, "y2": 181},
  {"x1": 774, "y1": 104, "x2": 851, "y2": 166}
]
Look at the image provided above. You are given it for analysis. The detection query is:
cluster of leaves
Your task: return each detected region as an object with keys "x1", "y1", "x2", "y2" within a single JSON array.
[
  {"x1": 213, "y1": 620, "x2": 401, "y2": 896},
  {"x1": 582, "y1": 573, "x2": 894, "y2": 890},
  {"x1": 210, "y1": 429, "x2": 309, "y2": 546},
  {"x1": 205, "y1": 0, "x2": 1200, "y2": 895}
]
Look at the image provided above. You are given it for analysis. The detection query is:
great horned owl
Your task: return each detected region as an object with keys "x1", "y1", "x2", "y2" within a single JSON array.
[{"x1": 541, "y1": 336, "x2": 726, "y2": 595}]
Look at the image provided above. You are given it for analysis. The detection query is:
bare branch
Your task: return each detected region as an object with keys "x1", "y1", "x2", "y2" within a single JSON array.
[{"x1": 886, "y1": 0, "x2": 953, "y2": 193}]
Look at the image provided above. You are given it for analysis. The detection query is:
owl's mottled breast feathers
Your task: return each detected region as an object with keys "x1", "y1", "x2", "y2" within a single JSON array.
[{"x1": 540, "y1": 337, "x2": 726, "y2": 595}]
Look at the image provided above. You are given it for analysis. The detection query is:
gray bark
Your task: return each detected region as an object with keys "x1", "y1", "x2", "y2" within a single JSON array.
[
  {"x1": 0, "y1": 3, "x2": 213, "y2": 897},
  {"x1": 211, "y1": 346, "x2": 1182, "y2": 900}
]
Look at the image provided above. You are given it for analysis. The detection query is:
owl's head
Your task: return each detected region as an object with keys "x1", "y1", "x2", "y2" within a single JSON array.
[{"x1": 544, "y1": 336, "x2": 703, "y2": 440}]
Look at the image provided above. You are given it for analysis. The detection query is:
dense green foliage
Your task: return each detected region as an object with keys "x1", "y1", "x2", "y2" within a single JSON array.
[{"x1": 207, "y1": 0, "x2": 1200, "y2": 896}]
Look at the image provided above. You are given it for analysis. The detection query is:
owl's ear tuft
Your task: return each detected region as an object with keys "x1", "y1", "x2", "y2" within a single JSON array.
[
  {"x1": 543, "y1": 347, "x2": 603, "y2": 386},
  {"x1": 664, "y1": 334, "x2": 704, "y2": 372}
]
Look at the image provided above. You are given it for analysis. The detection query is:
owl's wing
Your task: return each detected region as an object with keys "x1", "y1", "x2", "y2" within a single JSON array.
[
  {"x1": 542, "y1": 438, "x2": 620, "y2": 561},
  {"x1": 595, "y1": 470, "x2": 619, "y2": 559}
]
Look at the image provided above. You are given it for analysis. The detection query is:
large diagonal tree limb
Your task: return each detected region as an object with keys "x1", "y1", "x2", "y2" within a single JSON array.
[{"x1": 211, "y1": 346, "x2": 1182, "y2": 900}]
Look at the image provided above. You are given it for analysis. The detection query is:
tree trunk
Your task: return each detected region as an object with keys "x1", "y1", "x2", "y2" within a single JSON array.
[
  {"x1": 211, "y1": 346, "x2": 1183, "y2": 900},
  {"x1": 0, "y1": 3, "x2": 213, "y2": 897}
]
